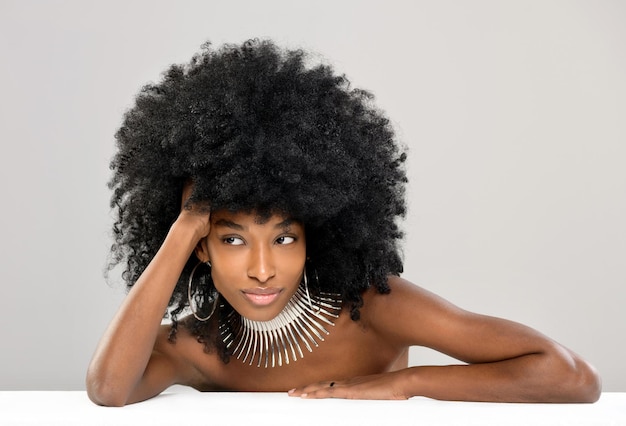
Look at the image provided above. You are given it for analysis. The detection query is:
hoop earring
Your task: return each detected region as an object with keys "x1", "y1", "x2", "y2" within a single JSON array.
[
  {"x1": 303, "y1": 266, "x2": 321, "y2": 312},
  {"x1": 188, "y1": 261, "x2": 219, "y2": 321}
]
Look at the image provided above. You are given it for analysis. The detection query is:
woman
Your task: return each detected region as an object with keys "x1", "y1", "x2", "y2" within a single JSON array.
[{"x1": 86, "y1": 39, "x2": 601, "y2": 406}]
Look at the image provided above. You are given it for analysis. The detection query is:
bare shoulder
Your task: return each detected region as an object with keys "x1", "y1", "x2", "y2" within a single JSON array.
[
  {"x1": 359, "y1": 276, "x2": 472, "y2": 349},
  {"x1": 149, "y1": 324, "x2": 195, "y2": 378},
  {"x1": 362, "y1": 276, "x2": 463, "y2": 323},
  {"x1": 150, "y1": 320, "x2": 218, "y2": 389},
  {"x1": 160, "y1": 317, "x2": 230, "y2": 390},
  {"x1": 152, "y1": 323, "x2": 184, "y2": 356}
]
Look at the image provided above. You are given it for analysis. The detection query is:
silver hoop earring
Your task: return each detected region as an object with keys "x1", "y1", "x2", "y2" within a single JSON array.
[
  {"x1": 303, "y1": 266, "x2": 321, "y2": 312},
  {"x1": 188, "y1": 261, "x2": 219, "y2": 321}
]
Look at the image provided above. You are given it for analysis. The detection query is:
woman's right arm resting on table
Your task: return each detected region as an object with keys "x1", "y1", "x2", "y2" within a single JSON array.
[{"x1": 86, "y1": 210, "x2": 209, "y2": 407}]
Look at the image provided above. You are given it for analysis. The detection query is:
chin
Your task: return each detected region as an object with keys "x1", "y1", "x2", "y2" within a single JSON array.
[
  {"x1": 240, "y1": 301, "x2": 288, "y2": 321},
  {"x1": 237, "y1": 292, "x2": 295, "y2": 321}
]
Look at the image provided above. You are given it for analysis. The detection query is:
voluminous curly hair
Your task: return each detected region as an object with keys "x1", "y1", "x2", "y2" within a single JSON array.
[{"x1": 108, "y1": 39, "x2": 407, "y2": 358}]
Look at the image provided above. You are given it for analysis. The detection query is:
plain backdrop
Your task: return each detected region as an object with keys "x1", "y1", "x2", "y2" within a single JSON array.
[{"x1": 1, "y1": 0, "x2": 624, "y2": 392}]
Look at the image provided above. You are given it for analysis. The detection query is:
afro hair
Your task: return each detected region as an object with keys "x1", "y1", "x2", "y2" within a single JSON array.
[{"x1": 108, "y1": 39, "x2": 408, "y2": 358}]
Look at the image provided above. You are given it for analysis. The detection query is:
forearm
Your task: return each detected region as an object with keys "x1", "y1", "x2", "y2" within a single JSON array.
[
  {"x1": 86, "y1": 221, "x2": 198, "y2": 405},
  {"x1": 402, "y1": 347, "x2": 601, "y2": 403}
]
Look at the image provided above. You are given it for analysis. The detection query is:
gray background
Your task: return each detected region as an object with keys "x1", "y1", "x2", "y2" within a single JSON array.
[{"x1": 1, "y1": 0, "x2": 624, "y2": 391}]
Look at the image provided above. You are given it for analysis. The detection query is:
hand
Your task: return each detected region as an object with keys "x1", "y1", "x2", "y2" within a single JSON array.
[
  {"x1": 175, "y1": 181, "x2": 211, "y2": 243},
  {"x1": 287, "y1": 371, "x2": 410, "y2": 400}
]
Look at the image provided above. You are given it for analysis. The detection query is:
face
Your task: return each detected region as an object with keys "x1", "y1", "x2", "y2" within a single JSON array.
[{"x1": 204, "y1": 210, "x2": 306, "y2": 321}]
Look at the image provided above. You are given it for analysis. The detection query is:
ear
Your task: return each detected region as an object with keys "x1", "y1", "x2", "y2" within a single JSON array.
[{"x1": 194, "y1": 237, "x2": 210, "y2": 263}]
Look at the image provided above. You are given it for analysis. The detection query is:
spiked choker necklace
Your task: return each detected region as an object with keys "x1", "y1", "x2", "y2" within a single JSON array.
[{"x1": 219, "y1": 285, "x2": 342, "y2": 368}]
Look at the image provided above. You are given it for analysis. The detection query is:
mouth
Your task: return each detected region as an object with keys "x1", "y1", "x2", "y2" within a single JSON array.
[{"x1": 241, "y1": 288, "x2": 283, "y2": 306}]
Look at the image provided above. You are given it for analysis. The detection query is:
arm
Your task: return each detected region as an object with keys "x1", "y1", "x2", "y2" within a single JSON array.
[
  {"x1": 293, "y1": 276, "x2": 601, "y2": 402},
  {"x1": 86, "y1": 202, "x2": 210, "y2": 406}
]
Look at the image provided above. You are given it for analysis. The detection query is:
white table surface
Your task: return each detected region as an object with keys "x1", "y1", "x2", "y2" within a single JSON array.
[{"x1": 0, "y1": 389, "x2": 624, "y2": 426}]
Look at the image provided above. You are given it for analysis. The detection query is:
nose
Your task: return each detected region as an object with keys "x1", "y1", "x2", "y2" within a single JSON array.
[{"x1": 247, "y1": 244, "x2": 276, "y2": 283}]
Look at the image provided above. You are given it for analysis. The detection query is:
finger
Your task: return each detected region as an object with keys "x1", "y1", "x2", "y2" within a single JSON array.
[
  {"x1": 181, "y1": 180, "x2": 194, "y2": 210},
  {"x1": 287, "y1": 387, "x2": 302, "y2": 397},
  {"x1": 287, "y1": 384, "x2": 323, "y2": 397},
  {"x1": 300, "y1": 386, "x2": 338, "y2": 399},
  {"x1": 288, "y1": 381, "x2": 339, "y2": 399}
]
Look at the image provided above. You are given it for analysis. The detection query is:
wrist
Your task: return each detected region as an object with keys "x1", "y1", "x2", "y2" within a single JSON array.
[
  {"x1": 166, "y1": 219, "x2": 204, "y2": 257},
  {"x1": 172, "y1": 213, "x2": 208, "y2": 243},
  {"x1": 400, "y1": 366, "x2": 424, "y2": 399}
]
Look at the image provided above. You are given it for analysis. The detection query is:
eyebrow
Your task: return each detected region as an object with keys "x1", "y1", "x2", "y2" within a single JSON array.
[
  {"x1": 212, "y1": 218, "x2": 294, "y2": 231},
  {"x1": 213, "y1": 219, "x2": 245, "y2": 230},
  {"x1": 274, "y1": 218, "x2": 293, "y2": 230}
]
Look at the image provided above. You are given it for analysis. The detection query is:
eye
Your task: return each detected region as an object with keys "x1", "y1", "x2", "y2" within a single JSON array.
[
  {"x1": 223, "y1": 236, "x2": 244, "y2": 245},
  {"x1": 276, "y1": 236, "x2": 296, "y2": 245}
]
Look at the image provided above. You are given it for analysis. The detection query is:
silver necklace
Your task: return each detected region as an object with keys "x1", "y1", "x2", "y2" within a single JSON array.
[{"x1": 219, "y1": 286, "x2": 342, "y2": 368}]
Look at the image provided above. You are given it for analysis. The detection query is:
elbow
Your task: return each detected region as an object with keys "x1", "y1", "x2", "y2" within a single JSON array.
[
  {"x1": 547, "y1": 345, "x2": 602, "y2": 403},
  {"x1": 86, "y1": 370, "x2": 129, "y2": 407},
  {"x1": 568, "y1": 358, "x2": 602, "y2": 403},
  {"x1": 86, "y1": 382, "x2": 128, "y2": 407}
]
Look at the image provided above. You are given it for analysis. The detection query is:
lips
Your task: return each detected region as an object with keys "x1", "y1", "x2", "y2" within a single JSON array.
[{"x1": 241, "y1": 288, "x2": 282, "y2": 306}]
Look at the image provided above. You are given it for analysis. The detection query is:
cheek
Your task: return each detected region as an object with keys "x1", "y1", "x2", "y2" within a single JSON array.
[
  {"x1": 207, "y1": 247, "x2": 240, "y2": 286},
  {"x1": 209, "y1": 255, "x2": 239, "y2": 276},
  {"x1": 284, "y1": 248, "x2": 307, "y2": 279}
]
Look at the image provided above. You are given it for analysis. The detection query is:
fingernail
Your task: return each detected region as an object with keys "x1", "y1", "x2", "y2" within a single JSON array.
[
  {"x1": 287, "y1": 388, "x2": 295, "y2": 394},
  {"x1": 300, "y1": 393, "x2": 308, "y2": 398}
]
